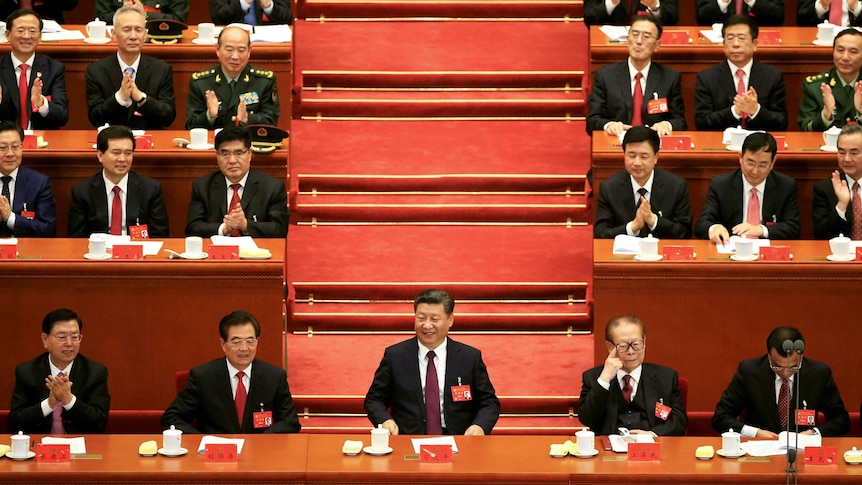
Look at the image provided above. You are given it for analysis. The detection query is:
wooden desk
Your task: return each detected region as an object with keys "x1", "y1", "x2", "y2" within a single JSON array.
[
  {"x1": 591, "y1": 131, "x2": 836, "y2": 239},
  {"x1": 21, "y1": 130, "x2": 287, "y2": 237},
  {"x1": 589, "y1": 26, "x2": 827, "y2": 131},
  {"x1": 593, "y1": 239, "x2": 862, "y2": 413},
  {"x1": 0, "y1": 26, "x2": 292, "y2": 131},
  {"x1": 1, "y1": 238, "x2": 286, "y2": 410}
]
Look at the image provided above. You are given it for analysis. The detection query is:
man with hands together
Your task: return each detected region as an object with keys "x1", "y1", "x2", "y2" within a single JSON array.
[{"x1": 800, "y1": 29, "x2": 862, "y2": 131}]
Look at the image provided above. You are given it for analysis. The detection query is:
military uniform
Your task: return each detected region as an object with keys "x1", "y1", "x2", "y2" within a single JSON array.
[
  {"x1": 95, "y1": 0, "x2": 190, "y2": 23},
  {"x1": 185, "y1": 64, "x2": 280, "y2": 130},
  {"x1": 799, "y1": 67, "x2": 862, "y2": 132}
]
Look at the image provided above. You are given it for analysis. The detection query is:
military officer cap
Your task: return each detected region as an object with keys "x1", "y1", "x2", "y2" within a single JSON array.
[
  {"x1": 146, "y1": 19, "x2": 187, "y2": 44},
  {"x1": 246, "y1": 125, "x2": 288, "y2": 153}
]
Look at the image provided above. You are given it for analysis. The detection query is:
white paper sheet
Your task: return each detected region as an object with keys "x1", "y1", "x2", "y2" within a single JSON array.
[
  {"x1": 608, "y1": 434, "x2": 654, "y2": 453},
  {"x1": 612, "y1": 234, "x2": 641, "y2": 254},
  {"x1": 599, "y1": 25, "x2": 629, "y2": 42},
  {"x1": 740, "y1": 432, "x2": 821, "y2": 457},
  {"x1": 251, "y1": 25, "x2": 292, "y2": 43},
  {"x1": 41, "y1": 436, "x2": 86, "y2": 454},
  {"x1": 42, "y1": 30, "x2": 86, "y2": 41},
  {"x1": 211, "y1": 235, "x2": 259, "y2": 250},
  {"x1": 197, "y1": 435, "x2": 246, "y2": 454},
  {"x1": 715, "y1": 236, "x2": 772, "y2": 254},
  {"x1": 411, "y1": 436, "x2": 459, "y2": 453}
]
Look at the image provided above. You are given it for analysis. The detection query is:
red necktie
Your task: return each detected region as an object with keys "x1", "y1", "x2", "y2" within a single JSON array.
[
  {"x1": 778, "y1": 378, "x2": 789, "y2": 429},
  {"x1": 18, "y1": 63, "x2": 28, "y2": 130},
  {"x1": 51, "y1": 372, "x2": 66, "y2": 434},
  {"x1": 235, "y1": 371, "x2": 247, "y2": 429},
  {"x1": 830, "y1": 0, "x2": 843, "y2": 25},
  {"x1": 736, "y1": 68, "x2": 747, "y2": 128},
  {"x1": 735, "y1": 0, "x2": 743, "y2": 14},
  {"x1": 852, "y1": 181, "x2": 862, "y2": 240},
  {"x1": 622, "y1": 374, "x2": 633, "y2": 403},
  {"x1": 424, "y1": 350, "x2": 443, "y2": 435},
  {"x1": 746, "y1": 187, "x2": 760, "y2": 238},
  {"x1": 111, "y1": 186, "x2": 123, "y2": 235},
  {"x1": 229, "y1": 183, "x2": 242, "y2": 236},
  {"x1": 631, "y1": 72, "x2": 644, "y2": 126}
]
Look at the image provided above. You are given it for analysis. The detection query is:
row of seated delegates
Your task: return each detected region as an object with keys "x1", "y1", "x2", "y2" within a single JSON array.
[{"x1": 579, "y1": 315, "x2": 851, "y2": 438}]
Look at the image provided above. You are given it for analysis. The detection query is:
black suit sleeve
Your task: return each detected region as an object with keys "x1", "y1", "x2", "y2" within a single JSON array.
[
  {"x1": 160, "y1": 369, "x2": 204, "y2": 434},
  {"x1": 67, "y1": 183, "x2": 90, "y2": 238},
  {"x1": 459, "y1": 349, "x2": 499, "y2": 434},
  {"x1": 265, "y1": 373, "x2": 301, "y2": 433},
  {"x1": 364, "y1": 350, "x2": 397, "y2": 428},
  {"x1": 142, "y1": 181, "x2": 171, "y2": 238},
  {"x1": 593, "y1": 180, "x2": 629, "y2": 238},
  {"x1": 711, "y1": 361, "x2": 752, "y2": 434},
  {"x1": 815, "y1": 365, "x2": 851, "y2": 436},
  {"x1": 36, "y1": 61, "x2": 69, "y2": 129},
  {"x1": 587, "y1": 68, "x2": 614, "y2": 133},
  {"x1": 137, "y1": 62, "x2": 177, "y2": 129},
  {"x1": 578, "y1": 369, "x2": 614, "y2": 434},
  {"x1": 663, "y1": 69, "x2": 687, "y2": 131},
  {"x1": 245, "y1": 177, "x2": 288, "y2": 238},
  {"x1": 12, "y1": 174, "x2": 56, "y2": 237},
  {"x1": 763, "y1": 176, "x2": 801, "y2": 240},
  {"x1": 697, "y1": 0, "x2": 784, "y2": 26},
  {"x1": 647, "y1": 368, "x2": 687, "y2": 436},
  {"x1": 694, "y1": 177, "x2": 725, "y2": 239},
  {"x1": 64, "y1": 365, "x2": 111, "y2": 433},
  {"x1": 812, "y1": 178, "x2": 852, "y2": 240},
  {"x1": 185, "y1": 178, "x2": 221, "y2": 237}
]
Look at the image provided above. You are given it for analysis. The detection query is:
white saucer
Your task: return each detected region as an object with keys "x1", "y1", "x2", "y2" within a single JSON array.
[
  {"x1": 725, "y1": 145, "x2": 741, "y2": 151},
  {"x1": 84, "y1": 252, "x2": 111, "y2": 260},
  {"x1": 634, "y1": 254, "x2": 663, "y2": 262},
  {"x1": 827, "y1": 254, "x2": 855, "y2": 261},
  {"x1": 5, "y1": 451, "x2": 36, "y2": 460},
  {"x1": 549, "y1": 451, "x2": 567, "y2": 458},
  {"x1": 572, "y1": 449, "x2": 600, "y2": 458},
  {"x1": 84, "y1": 37, "x2": 111, "y2": 44},
  {"x1": 192, "y1": 38, "x2": 218, "y2": 45},
  {"x1": 820, "y1": 145, "x2": 838, "y2": 152},
  {"x1": 716, "y1": 448, "x2": 746, "y2": 458},
  {"x1": 180, "y1": 252, "x2": 208, "y2": 260},
  {"x1": 812, "y1": 39, "x2": 833, "y2": 46},
  {"x1": 186, "y1": 143, "x2": 214, "y2": 150},
  {"x1": 363, "y1": 446, "x2": 393, "y2": 456},
  {"x1": 157, "y1": 447, "x2": 188, "y2": 457},
  {"x1": 730, "y1": 254, "x2": 758, "y2": 261}
]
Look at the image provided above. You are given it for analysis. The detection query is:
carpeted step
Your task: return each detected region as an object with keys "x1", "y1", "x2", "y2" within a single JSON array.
[{"x1": 296, "y1": 0, "x2": 584, "y2": 20}]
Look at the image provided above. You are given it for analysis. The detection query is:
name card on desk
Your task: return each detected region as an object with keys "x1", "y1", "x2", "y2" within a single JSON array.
[
  {"x1": 660, "y1": 136, "x2": 691, "y2": 151},
  {"x1": 856, "y1": 247, "x2": 862, "y2": 261},
  {"x1": 628, "y1": 442, "x2": 660, "y2": 461},
  {"x1": 0, "y1": 244, "x2": 16, "y2": 259},
  {"x1": 773, "y1": 135, "x2": 786, "y2": 151},
  {"x1": 112, "y1": 245, "x2": 143, "y2": 260},
  {"x1": 135, "y1": 135, "x2": 153, "y2": 150},
  {"x1": 660, "y1": 30, "x2": 690, "y2": 45},
  {"x1": 420, "y1": 445, "x2": 453, "y2": 463},
  {"x1": 804, "y1": 446, "x2": 838, "y2": 465},
  {"x1": 209, "y1": 245, "x2": 239, "y2": 260},
  {"x1": 36, "y1": 443, "x2": 70, "y2": 463},
  {"x1": 662, "y1": 246, "x2": 694, "y2": 260},
  {"x1": 759, "y1": 30, "x2": 781, "y2": 45},
  {"x1": 205, "y1": 443, "x2": 237, "y2": 462},
  {"x1": 759, "y1": 246, "x2": 791, "y2": 261}
]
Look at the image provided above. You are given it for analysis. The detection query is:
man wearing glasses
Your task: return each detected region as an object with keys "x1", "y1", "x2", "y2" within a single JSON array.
[
  {"x1": 712, "y1": 326, "x2": 850, "y2": 437},
  {"x1": 161, "y1": 310, "x2": 300, "y2": 433},
  {"x1": 578, "y1": 315, "x2": 687, "y2": 435},
  {"x1": 185, "y1": 125, "x2": 288, "y2": 237},
  {"x1": 8, "y1": 309, "x2": 110, "y2": 434},
  {"x1": 0, "y1": 121, "x2": 56, "y2": 237}
]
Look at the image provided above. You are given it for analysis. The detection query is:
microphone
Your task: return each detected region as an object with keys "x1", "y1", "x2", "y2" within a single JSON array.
[
  {"x1": 792, "y1": 339, "x2": 805, "y2": 485},
  {"x1": 782, "y1": 339, "x2": 793, "y2": 355}
]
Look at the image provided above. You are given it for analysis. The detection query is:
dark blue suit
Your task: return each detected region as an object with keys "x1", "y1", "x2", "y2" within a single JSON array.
[
  {"x1": 0, "y1": 53, "x2": 69, "y2": 130},
  {"x1": 1, "y1": 166, "x2": 56, "y2": 237}
]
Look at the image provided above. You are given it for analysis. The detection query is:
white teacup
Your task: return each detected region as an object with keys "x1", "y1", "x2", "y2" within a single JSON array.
[
  {"x1": 162, "y1": 425, "x2": 182, "y2": 453},
  {"x1": 734, "y1": 239, "x2": 754, "y2": 259},
  {"x1": 10, "y1": 432, "x2": 29, "y2": 457},
  {"x1": 198, "y1": 22, "x2": 215, "y2": 41},
  {"x1": 370, "y1": 426, "x2": 390, "y2": 450},
  {"x1": 816, "y1": 23, "x2": 834, "y2": 43},
  {"x1": 639, "y1": 235, "x2": 659, "y2": 258},
  {"x1": 88, "y1": 233, "x2": 108, "y2": 257},
  {"x1": 728, "y1": 127, "x2": 748, "y2": 150},
  {"x1": 575, "y1": 429, "x2": 595, "y2": 454},
  {"x1": 823, "y1": 126, "x2": 841, "y2": 149},
  {"x1": 86, "y1": 18, "x2": 107, "y2": 40},
  {"x1": 190, "y1": 128, "x2": 208, "y2": 147},
  {"x1": 721, "y1": 429, "x2": 741, "y2": 453},
  {"x1": 184, "y1": 236, "x2": 203, "y2": 256},
  {"x1": 830, "y1": 233, "x2": 851, "y2": 257}
]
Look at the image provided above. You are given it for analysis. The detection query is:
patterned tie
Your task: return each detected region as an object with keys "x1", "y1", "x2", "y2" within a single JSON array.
[
  {"x1": 424, "y1": 350, "x2": 443, "y2": 435},
  {"x1": 746, "y1": 187, "x2": 760, "y2": 238},
  {"x1": 778, "y1": 378, "x2": 790, "y2": 429},
  {"x1": 235, "y1": 371, "x2": 247, "y2": 429},
  {"x1": 735, "y1": 0, "x2": 743, "y2": 14},
  {"x1": 229, "y1": 183, "x2": 242, "y2": 236},
  {"x1": 830, "y1": 0, "x2": 843, "y2": 26},
  {"x1": 1, "y1": 175, "x2": 10, "y2": 201},
  {"x1": 852, "y1": 181, "x2": 862, "y2": 240},
  {"x1": 622, "y1": 374, "x2": 633, "y2": 403},
  {"x1": 736, "y1": 68, "x2": 747, "y2": 128},
  {"x1": 18, "y1": 63, "x2": 28, "y2": 130},
  {"x1": 111, "y1": 186, "x2": 123, "y2": 236},
  {"x1": 631, "y1": 72, "x2": 644, "y2": 126},
  {"x1": 51, "y1": 372, "x2": 66, "y2": 434}
]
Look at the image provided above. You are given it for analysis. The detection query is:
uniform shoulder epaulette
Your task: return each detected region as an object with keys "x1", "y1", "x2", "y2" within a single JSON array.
[
  {"x1": 192, "y1": 68, "x2": 217, "y2": 80},
  {"x1": 249, "y1": 67, "x2": 274, "y2": 79},
  {"x1": 804, "y1": 71, "x2": 831, "y2": 83}
]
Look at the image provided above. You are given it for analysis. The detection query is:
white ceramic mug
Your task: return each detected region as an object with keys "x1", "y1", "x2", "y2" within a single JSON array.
[
  {"x1": 185, "y1": 236, "x2": 203, "y2": 256},
  {"x1": 721, "y1": 429, "x2": 741, "y2": 453},
  {"x1": 162, "y1": 425, "x2": 182, "y2": 453},
  {"x1": 830, "y1": 234, "x2": 851, "y2": 257},
  {"x1": 198, "y1": 22, "x2": 215, "y2": 40},
  {"x1": 86, "y1": 19, "x2": 107, "y2": 40},
  {"x1": 10, "y1": 432, "x2": 29, "y2": 457},
  {"x1": 88, "y1": 233, "x2": 108, "y2": 257},
  {"x1": 823, "y1": 127, "x2": 841, "y2": 149},
  {"x1": 370, "y1": 427, "x2": 390, "y2": 450},
  {"x1": 728, "y1": 128, "x2": 748, "y2": 150},
  {"x1": 734, "y1": 239, "x2": 754, "y2": 259},
  {"x1": 190, "y1": 128, "x2": 208, "y2": 147},
  {"x1": 639, "y1": 235, "x2": 659, "y2": 258},
  {"x1": 575, "y1": 429, "x2": 595, "y2": 454},
  {"x1": 817, "y1": 23, "x2": 834, "y2": 43}
]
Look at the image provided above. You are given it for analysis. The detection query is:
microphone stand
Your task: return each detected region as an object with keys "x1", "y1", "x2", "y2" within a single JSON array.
[
  {"x1": 782, "y1": 340, "x2": 796, "y2": 485},
  {"x1": 791, "y1": 340, "x2": 805, "y2": 485}
]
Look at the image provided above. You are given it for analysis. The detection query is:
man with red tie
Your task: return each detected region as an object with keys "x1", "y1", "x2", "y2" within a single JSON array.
[
  {"x1": 584, "y1": 0, "x2": 678, "y2": 26},
  {"x1": 0, "y1": 9, "x2": 68, "y2": 130},
  {"x1": 798, "y1": 0, "x2": 862, "y2": 26},
  {"x1": 695, "y1": 0, "x2": 785, "y2": 26},
  {"x1": 586, "y1": 15, "x2": 686, "y2": 136}
]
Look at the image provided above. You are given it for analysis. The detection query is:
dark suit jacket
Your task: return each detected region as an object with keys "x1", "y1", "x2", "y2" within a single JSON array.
[
  {"x1": 96, "y1": 0, "x2": 189, "y2": 23},
  {"x1": 0, "y1": 53, "x2": 68, "y2": 130},
  {"x1": 712, "y1": 355, "x2": 850, "y2": 436},
  {"x1": 694, "y1": 60, "x2": 788, "y2": 131},
  {"x1": 594, "y1": 167, "x2": 692, "y2": 238},
  {"x1": 587, "y1": 60, "x2": 687, "y2": 134},
  {"x1": 185, "y1": 169, "x2": 288, "y2": 237},
  {"x1": 695, "y1": 0, "x2": 785, "y2": 26},
  {"x1": 209, "y1": 0, "x2": 292, "y2": 24},
  {"x1": 8, "y1": 353, "x2": 110, "y2": 434},
  {"x1": 0, "y1": 0, "x2": 78, "y2": 23},
  {"x1": 583, "y1": 0, "x2": 678, "y2": 26},
  {"x1": 578, "y1": 362, "x2": 687, "y2": 436},
  {"x1": 67, "y1": 171, "x2": 170, "y2": 238},
  {"x1": 365, "y1": 337, "x2": 500, "y2": 435},
  {"x1": 161, "y1": 358, "x2": 300, "y2": 434},
  {"x1": 185, "y1": 64, "x2": 280, "y2": 130},
  {"x1": 1, "y1": 166, "x2": 56, "y2": 237},
  {"x1": 812, "y1": 174, "x2": 856, "y2": 240},
  {"x1": 798, "y1": 0, "x2": 862, "y2": 26},
  {"x1": 85, "y1": 54, "x2": 176, "y2": 129},
  {"x1": 694, "y1": 168, "x2": 801, "y2": 240}
]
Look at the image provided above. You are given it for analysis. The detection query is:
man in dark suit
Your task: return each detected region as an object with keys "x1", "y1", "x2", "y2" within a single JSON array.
[
  {"x1": 695, "y1": 132, "x2": 800, "y2": 241},
  {"x1": 584, "y1": 0, "x2": 677, "y2": 26},
  {"x1": 695, "y1": 0, "x2": 784, "y2": 26},
  {"x1": 186, "y1": 125, "x2": 288, "y2": 237},
  {"x1": 587, "y1": 15, "x2": 686, "y2": 136},
  {"x1": 161, "y1": 310, "x2": 300, "y2": 434},
  {"x1": 798, "y1": 0, "x2": 862, "y2": 26},
  {"x1": 712, "y1": 326, "x2": 850, "y2": 437},
  {"x1": 0, "y1": 121, "x2": 55, "y2": 237},
  {"x1": 86, "y1": 7, "x2": 176, "y2": 130},
  {"x1": 96, "y1": 0, "x2": 189, "y2": 23},
  {"x1": 0, "y1": 1, "x2": 77, "y2": 23},
  {"x1": 579, "y1": 315, "x2": 687, "y2": 436},
  {"x1": 813, "y1": 124, "x2": 862, "y2": 239},
  {"x1": 209, "y1": 0, "x2": 292, "y2": 25},
  {"x1": 594, "y1": 126, "x2": 692, "y2": 238},
  {"x1": 68, "y1": 125, "x2": 169, "y2": 238},
  {"x1": 365, "y1": 289, "x2": 500, "y2": 436},
  {"x1": 0, "y1": 10, "x2": 68, "y2": 130},
  {"x1": 695, "y1": 15, "x2": 788, "y2": 131},
  {"x1": 799, "y1": 29, "x2": 862, "y2": 131},
  {"x1": 8, "y1": 308, "x2": 110, "y2": 434}
]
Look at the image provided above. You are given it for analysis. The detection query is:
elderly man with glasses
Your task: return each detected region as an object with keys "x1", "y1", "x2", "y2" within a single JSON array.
[
  {"x1": 578, "y1": 314, "x2": 688, "y2": 436},
  {"x1": 712, "y1": 326, "x2": 850, "y2": 437}
]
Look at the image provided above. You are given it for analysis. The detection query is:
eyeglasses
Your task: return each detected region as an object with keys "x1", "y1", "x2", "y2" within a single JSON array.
[
  {"x1": 612, "y1": 340, "x2": 644, "y2": 353},
  {"x1": 628, "y1": 30, "x2": 656, "y2": 42},
  {"x1": 769, "y1": 356, "x2": 803, "y2": 373},
  {"x1": 217, "y1": 148, "x2": 250, "y2": 159},
  {"x1": 723, "y1": 34, "x2": 750, "y2": 43},
  {"x1": 12, "y1": 28, "x2": 39, "y2": 36},
  {"x1": 52, "y1": 334, "x2": 83, "y2": 343},
  {"x1": 227, "y1": 337, "x2": 258, "y2": 348},
  {"x1": 0, "y1": 144, "x2": 23, "y2": 152}
]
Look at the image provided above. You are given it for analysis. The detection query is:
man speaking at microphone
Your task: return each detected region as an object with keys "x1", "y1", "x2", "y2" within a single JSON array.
[{"x1": 712, "y1": 326, "x2": 850, "y2": 437}]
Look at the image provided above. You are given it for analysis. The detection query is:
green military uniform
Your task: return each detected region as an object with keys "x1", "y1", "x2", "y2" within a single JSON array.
[
  {"x1": 185, "y1": 64, "x2": 280, "y2": 130},
  {"x1": 96, "y1": 0, "x2": 190, "y2": 23},
  {"x1": 799, "y1": 67, "x2": 862, "y2": 132}
]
